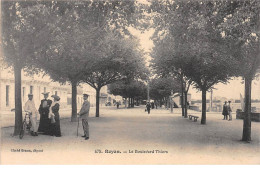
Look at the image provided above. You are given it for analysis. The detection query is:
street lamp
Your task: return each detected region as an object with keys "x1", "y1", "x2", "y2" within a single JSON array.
[{"x1": 147, "y1": 80, "x2": 150, "y2": 103}]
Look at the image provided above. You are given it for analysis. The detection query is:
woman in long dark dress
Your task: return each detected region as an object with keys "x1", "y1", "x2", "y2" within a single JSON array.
[
  {"x1": 38, "y1": 92, "x2": 52, "y2": 134},
  {"x1": 49, "y1": 95, "x2": 61, "y2": 137}
]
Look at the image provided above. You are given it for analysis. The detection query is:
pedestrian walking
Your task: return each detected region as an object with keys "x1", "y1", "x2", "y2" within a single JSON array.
[
  {"x1": 49, "y1": 95, "x2": 61, "y2": 137},
  {"x1": 155, "y1": 101, "x2": 158, "y2": 109},
  {"x1": 151, "y1": 102, "x2": 155, "y2": 109},
  {"x1": 228, "y1": 101, "x2": 232, "y2": 121},
  {"x1": 116, "y1": 102, "x2": 120, "y2": 109},
  {"x1": 24, "y1": 94, "x2": 39, "y2": 136},
  {"x1": 38, "y1": 92, "x2": 52, "y2": 135},
  {"x1": 146, "y1": 102, "x2": 151, "y2": 114},
  {"x1": 78, "y1": 94, "x2": 90, "y2": 140},
  {"x1": 222, "y1": 101, "x2": 229, "y2": 120}
]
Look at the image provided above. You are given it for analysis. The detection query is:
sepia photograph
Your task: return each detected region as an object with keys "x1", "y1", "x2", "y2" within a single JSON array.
[{"x1": 0, "y1": 0, "x2": 260, "y2": 165}]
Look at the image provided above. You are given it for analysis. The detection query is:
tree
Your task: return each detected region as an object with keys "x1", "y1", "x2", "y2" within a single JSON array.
[
  {"x1": 219, "y1": 0, "x2": 260, "y2": 141},
  {"x1": 108, "y1": 79, "x2": 147, "y2": 107},
  {"x1": 36, "y1": 4, "x2": 101, "y2": 122},
  {"x1": 149, "y1": 77, "x2": 181, "y2": 107},
  {"x1": 175, "y1": 1, "x2": 237, "y2": 125},
  {"x1": 36, "y1": 0, "x2": 145, "y2": 119},
  {"x1": 83, "y1": 33, "x2": 148, "y2": 116},
  {"x1": 1, "y1": 1, "x2": 60, "y2": 135},
  {"x1": 150, "y1": 0, "x2": 238, "y2": 124},
  {"x1": 150, "y1": 0, "x2": 196, "y2": 117},
  {"x1": 151, "y1": 35, "x2": 193, "y2": 117}
]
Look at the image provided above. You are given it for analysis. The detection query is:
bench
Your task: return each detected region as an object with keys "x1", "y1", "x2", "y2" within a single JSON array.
[{"x1": 188, "y1": 115, "x2": 199, "y2": 122}]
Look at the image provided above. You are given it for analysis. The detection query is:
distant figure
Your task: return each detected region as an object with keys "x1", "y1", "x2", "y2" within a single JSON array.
[
  {"x1": 24, "y1": 94, "x2": 39, "y2": 136},
  {"x1": 155, "y1": 101, "x2": 158, "y2": 109},
  {"x1": 222, "y1": 101, "x2": 229, "y2": 120},
  {"x1": 228, "y1": 101, "x2": 232, "y2": 121},
  {"x1": 49, "y1": 95, "x2": 61, "y2": 137},
  {"x1": 116, "y1": 102, "x2": 120, "y2": 109},
  {"x1": 146, "y1": 102, "x2": 151, "y2": 114},
  {"x1": 187, "y1": 101, "x2": 190, "y2": 109},
  {"x1": 78, "y1": 94, "x2": 90, "y2": 140},
  {"x1": 151, "y1": 102, "x2": 155, "y2": 109},
  {"x1": 38, "y1": 92, "x2": 52, "y2": 135}
]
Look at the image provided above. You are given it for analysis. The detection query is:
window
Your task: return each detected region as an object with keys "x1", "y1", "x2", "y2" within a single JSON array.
[
  {"x1": 30, "y1": 86, "x2": 33, "y2": 94},
  {"x1": 6, "y1": 85, "x2": 9, "y2": 107}
]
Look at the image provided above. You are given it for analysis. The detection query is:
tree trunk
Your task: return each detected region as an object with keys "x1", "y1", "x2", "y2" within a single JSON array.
[
  {"x1": 95, "y1": 88, "x2": 101, "y2": 117},
  {"x1": 133, "y1": 98, "x2": 135, "y2": 107},
  {"x1": 242, "y1": 77, "x2": 252, "y2": 142},
  {"x1": 170, "y1": 96, "x2": 173, "y2": 113},
  {"x1": 147, "y1": 81, "x2": 150, "y2": 102},
  {"x1": 128, "y1": 97, "x2": 130, "y2": 108},
  {"x1": 184, "y1": 91, "x2": 188, "y2": 118},
  {"x1": 181, "y1": 81, "x2": 185, "y2": 117},
  {"x1": 167, "y1": 97, "x2": 171, "y2": 109},
  {"x1": 13, "y1": 65, "x2": 22, "y2": 136},
  {"x1": 166, "y1": 97, "x2": 168, "y2": 110},
  {"x1": 201, "y1": 89, "x2": 207, "y2": 124},
  {"x1": 71, "y1": 81, "x2": 77, "y2": 122},
  {"x1": 125, "y1": 98, "x2": 127, "y2": 108}
]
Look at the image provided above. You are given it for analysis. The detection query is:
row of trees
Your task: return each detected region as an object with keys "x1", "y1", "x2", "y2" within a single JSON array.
[
  {"x1": 149, "y1": 0, "x2": 260, "y2": 142},
  {"x1": 108, "y1": 77, "x2": 181, "y2": 108},
  {"x1": 2, "y1": 0, "x2": 259, "y2": 142},
  {"x1": 2, "y1": 1, "x2": 148, "y2": 135},
  {"x1": 108, "y1": 79, "x2": 147, "y2": 107},
  {"x1": 149, "y1": 77, "x2": 181, "y2": 108}
]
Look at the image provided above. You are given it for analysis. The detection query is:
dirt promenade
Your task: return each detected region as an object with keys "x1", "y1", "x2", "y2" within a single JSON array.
[{"x1": 1, "y1": 107, "x2": 259, "y2": 164}]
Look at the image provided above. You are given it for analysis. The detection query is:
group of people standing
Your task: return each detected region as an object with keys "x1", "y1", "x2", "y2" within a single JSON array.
[
  {"x1": 222, "y1": 101, "x2": 232, "y2": 121},
  {"x1": 24, "y1": 92, "x2": 90, "y2": 140},
  {"x1": 24, "y1": 92, "x2": 61, "y2": 137}
]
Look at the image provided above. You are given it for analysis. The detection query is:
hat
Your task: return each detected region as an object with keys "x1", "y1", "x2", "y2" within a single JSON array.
[
  {"x1": 28, "y1": 93, "x2": 33, "y2": 96},
  {"x1": 83, "y1": 94, "x2": 89, "y2": 97},
  {"x1": 42, "y1": 92, "x2": 50, "y2": 95},
  {"x1": 51, "y1": 95, "x2": 60, "y2": 101}
]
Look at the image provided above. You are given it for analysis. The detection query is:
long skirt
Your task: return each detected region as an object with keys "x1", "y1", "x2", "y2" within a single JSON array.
[
  {"x1": 50, "y1": 114, "x2": 61, "y2": 137},
  {"x1": 38, "y1": 112, "x2": 51, "y2": 134}
]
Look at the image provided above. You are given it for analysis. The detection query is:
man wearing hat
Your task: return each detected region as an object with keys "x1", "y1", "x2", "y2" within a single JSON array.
[
  {"x1": 38, "y1": 92, "x2": 52, "y2": 134},
  {"x1": 24, "y1": 94, "x2": 39, "y2": 136},
  {"x1": 222, "y1": 101, "x2": 229, "y2": 120},
  {"x1": 78, "y1": 94, "x2": 90, "y2": 140}
]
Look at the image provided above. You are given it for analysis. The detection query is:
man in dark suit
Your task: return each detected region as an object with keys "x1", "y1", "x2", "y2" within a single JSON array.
[
  {"x1": 78, "y1": 94, "x2": 90, "y2": 140},
  {"x1": 38, "y1": 92, "x2": 52, "y2": 134},
  {"x1": 146, "y1": 102, "x2": 151, "y2": 114}
]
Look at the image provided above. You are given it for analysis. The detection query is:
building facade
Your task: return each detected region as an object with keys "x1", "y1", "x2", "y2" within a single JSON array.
[
  {"x1": 0, "y1": 67, "x2": 111, "y2": 113},
  {"x1": 0, "y1": 68, "x2": 71, "y2": 111}
]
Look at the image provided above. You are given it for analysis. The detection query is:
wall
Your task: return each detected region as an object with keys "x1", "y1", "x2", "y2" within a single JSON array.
[{"x1": 0, "y1": 68, "x2": 70, "y2": 112}]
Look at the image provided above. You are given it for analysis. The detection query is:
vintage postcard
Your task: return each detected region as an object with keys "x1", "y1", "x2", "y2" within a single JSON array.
[{"x1": 0, "y1": 0, "x2": 260, "y2": 165}]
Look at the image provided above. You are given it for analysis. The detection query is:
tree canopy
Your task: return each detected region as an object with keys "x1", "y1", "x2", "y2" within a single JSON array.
[{"x1": 150, "y1": 0, "x2": 240, "y2": 123}]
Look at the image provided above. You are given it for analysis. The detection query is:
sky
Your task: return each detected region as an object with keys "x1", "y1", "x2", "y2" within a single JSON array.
[
  {"x1": 129, "y1": 28, "x2": 260, "y2": 100},
  {"x1": 189, "y1": 78, "x2": 260, "y2": 100}
]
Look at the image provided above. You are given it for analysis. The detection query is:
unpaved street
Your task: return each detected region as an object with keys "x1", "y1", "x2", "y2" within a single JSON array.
[{"x1": 1, "y1": 107, "x2": 260, "y2": 164}]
